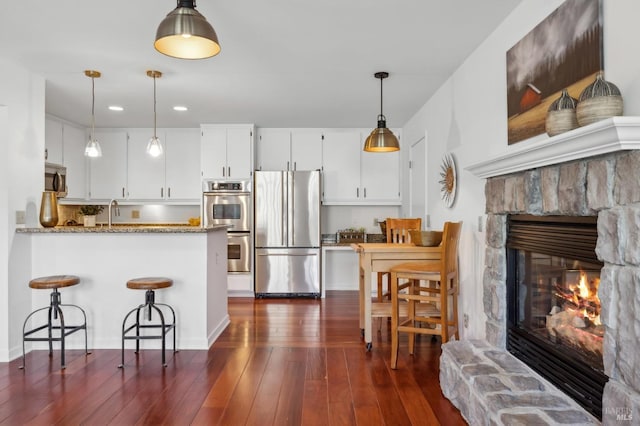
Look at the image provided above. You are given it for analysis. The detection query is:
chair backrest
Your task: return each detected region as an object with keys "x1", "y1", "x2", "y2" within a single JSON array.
[
  {"x1": 386, "y1": 218, "x2": 422, "y2": 244},
  {"x1": 441, "y1": 221, "x2": 462, "y2": 278}
]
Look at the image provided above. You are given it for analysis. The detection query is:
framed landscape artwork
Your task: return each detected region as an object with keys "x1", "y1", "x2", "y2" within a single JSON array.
[{"x1": 506, "y1": 0, "x2": 602, "y2": 144}]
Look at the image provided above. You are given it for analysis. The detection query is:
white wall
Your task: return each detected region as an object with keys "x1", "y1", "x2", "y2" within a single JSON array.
[
  {"x1": 0, "y1": 58, "x2": 46, "y2": 360},
  {"x1": 401, "y1": 0, "x2": 640, "y2": 340}
]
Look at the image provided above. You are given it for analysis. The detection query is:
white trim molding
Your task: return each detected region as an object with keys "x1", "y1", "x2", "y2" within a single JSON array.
[{"x1": 466, "y1": 117, "x2": 640, "y2": 179}]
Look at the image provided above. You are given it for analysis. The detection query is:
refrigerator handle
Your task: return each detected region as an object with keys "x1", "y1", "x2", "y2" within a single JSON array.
[
  {"x1": 289, "y1": 172, "x2": 294, "y2": 246},
  {"x1": 281, "y1": 171, "x2": 287, "y2": 246}
]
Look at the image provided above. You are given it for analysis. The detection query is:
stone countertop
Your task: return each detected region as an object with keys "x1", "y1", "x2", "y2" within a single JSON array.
[{"x1": 16, "y1": 224, "x2": 229, "y2": 234}]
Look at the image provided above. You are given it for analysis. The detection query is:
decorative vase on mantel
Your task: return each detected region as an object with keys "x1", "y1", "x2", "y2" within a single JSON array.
[
  {"x1": 83, "y1": 215, "x2": 96, "y2": 227},
  {"x1": 546, "y1": 89, "x2": 578, "y2": 137},
  {"x1": 576, "y1": 72, "x2": 624, "y2": 127},
  {"x1": 39, "y1": 191, "x2": 59, "y2": 228}
]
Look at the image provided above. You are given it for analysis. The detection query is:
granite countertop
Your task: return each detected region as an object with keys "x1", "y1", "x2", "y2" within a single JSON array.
[{"x1": 16, "y1": 224, "x2": 229, "y2": 234}]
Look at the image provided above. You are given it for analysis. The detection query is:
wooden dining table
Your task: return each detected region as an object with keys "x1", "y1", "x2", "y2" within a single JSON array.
[{"x1": 350, "y1": 242, "x2": 442, "y2": 350}]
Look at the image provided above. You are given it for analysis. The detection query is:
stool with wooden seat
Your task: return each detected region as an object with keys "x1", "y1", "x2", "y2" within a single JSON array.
[
  {"x1": 20, "y1": 275, "x2": 90, "y2": 370},
  {"x1": 119, "y1": 277, "x2": 176, "y2": 368},
  {"x1": 377, "y1": 218, "x2": 422, "y2": 302},
  {"x1": 389, "y1": 221, "x2": 462, "y2": 369}
]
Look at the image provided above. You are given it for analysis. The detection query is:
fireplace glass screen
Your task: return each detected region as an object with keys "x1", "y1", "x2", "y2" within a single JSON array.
[
  {"x1": 513, "y1": 250, "x2": 603, "y2": 371},
  {"x1": 506, "y1": 215, "x2": 607, "y2": 419}
]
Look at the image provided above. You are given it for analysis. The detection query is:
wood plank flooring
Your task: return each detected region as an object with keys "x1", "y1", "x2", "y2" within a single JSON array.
[{"x1": 0, "y1": 291, "x2": 466, "y2": 425}]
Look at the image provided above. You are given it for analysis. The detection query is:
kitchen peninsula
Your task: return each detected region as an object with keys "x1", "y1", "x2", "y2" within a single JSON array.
[{"x1": 15, "y1": 225, "x2": 229, "y2": 352}]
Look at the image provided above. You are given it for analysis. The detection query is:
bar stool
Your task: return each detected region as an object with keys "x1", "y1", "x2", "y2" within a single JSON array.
[
  {"x1": 20, "y1": 275, "x2": 90, "y2": 370},
  {"x1": 119, "y1": 277, "x2": 176, "y2": 368}
]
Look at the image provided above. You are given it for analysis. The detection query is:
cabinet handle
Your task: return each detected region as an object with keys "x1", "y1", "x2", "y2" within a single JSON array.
[
  {"x1": 294, "y1": 161, "x2": 297, "y2": 171},
  {"x1": 161, "y1": 187, "x2": 164, "y2": 198},
  {"x1": 356, "y1": 188, "x2": 359, "y2": 198},
  {"x1": 228, "y1": 166, "x2": 231, "y2": 176},
  {"x1": 122, "y1": 188, "x2": 125, "y2": 198},
  {"x1": 287, "y1": 161, "x2": 290, "y2": 171},
  {"x1": 364, "y1": 188, "x2": 367, "y2": 198},
  {"x1": 222, "y1": 167, "x2": 225, "y2": 177},
  {"x1": 168, "y1": 187, "x2": 171, "y2": 198}
]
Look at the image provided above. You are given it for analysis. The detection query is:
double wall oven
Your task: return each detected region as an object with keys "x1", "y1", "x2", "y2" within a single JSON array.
[{"x1": 203, "y1": 179, "x2": 251, "y2": 273}]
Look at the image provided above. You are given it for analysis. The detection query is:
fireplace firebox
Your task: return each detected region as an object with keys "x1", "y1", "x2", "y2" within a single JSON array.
[{"x1": 506, "y1": 215, "x2": 608, "y2": 419}]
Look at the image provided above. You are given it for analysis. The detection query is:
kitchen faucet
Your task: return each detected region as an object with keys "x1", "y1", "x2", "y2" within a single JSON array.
[{"x1": 108, "y1": 199, "x2": 120, "y2": 228}]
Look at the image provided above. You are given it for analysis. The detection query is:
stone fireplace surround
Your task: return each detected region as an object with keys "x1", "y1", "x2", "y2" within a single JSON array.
[{"x1": 439, "y1": 118, "x2": 640, "y2": 425}]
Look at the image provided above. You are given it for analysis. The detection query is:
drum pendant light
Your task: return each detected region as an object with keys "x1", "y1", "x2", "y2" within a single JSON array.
[
  {"x1": 84, "y1": 70, "x2": 102, "y2": 158},
  {"x1": 147, "y1": 70, "x2": 163, "y2": 157},
  {"x1": 364, "y1": 72, "x2": 400, "y2": 152},
  {"x1": 154, "y1": 0, "x2": 220, "y2": 60}
]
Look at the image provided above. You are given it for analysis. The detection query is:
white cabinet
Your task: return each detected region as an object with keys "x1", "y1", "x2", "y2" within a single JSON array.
[
  {"x1": 89, "y1": 129, "x2": 128, "y2": 200},
  {"x1": 164, "y1": 128, "x2": 201, "y2": 201},
  {"x1": 256, "y1": 128, "x2": 322, "y2": 171},
  {"x1": 45, "y1": 116, "x2": 87, "y2": 199},
  {"x1": 45, "y1": 117, "x2": 63, "y2": 164},
  {"x1": 322, "y1": 128, "x2": 401, "y2": 205},
  {"x1": 127, "y1": 128, "x2": 165, "y2": 200},
  {"x1": 201, "y1": 124, "x2": 254, "y2": 179}
]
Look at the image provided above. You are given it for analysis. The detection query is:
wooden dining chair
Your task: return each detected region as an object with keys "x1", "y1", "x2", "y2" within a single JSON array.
[
  {"x1": 389, "y1": 221, "x2": 462, "y2": 369},
  {"x1": 376, "y1": 218, "x2": 422, "y2": 302}
]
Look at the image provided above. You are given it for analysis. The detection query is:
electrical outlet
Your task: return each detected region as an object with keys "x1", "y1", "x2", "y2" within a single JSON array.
[
  {"x1": 463, "y1": 314, "x2": 469, "y2": 328},
  {"x1": 131, "y1": 210, "x2": 140, "y2": 219},
  {"x1": 478, "y1": 215, "x2": 484, "y2": 232},
  {"x1": 15, "y1": 210, "x2": 26, "y2": 225}
]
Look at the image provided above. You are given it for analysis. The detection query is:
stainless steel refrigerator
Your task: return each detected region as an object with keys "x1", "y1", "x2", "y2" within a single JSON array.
[{"x1": 254, "y1": 170, "x2": 321, "y2": 297}]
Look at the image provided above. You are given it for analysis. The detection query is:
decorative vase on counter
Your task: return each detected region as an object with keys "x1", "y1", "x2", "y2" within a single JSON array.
[
  {"x1": 545, "y1": 89, "x2": 578, "y2": 137},
  {"x1": 39, "y1": 191, "x2": 59, "y2": 228},
  {"x1": 576, "y1": 72, "x2": 624, "y2": 127},
  {"x1": 83, "y1": 215, "x2": 96, "y2": 227}
]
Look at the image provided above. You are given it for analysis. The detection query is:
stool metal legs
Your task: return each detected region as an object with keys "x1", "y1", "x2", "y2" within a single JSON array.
[
  {"x1": 20, "y1": 289, "x2": 90, "y2": 370},
  {"x1": 119, "y1": 290, "x2": 177, "y2": 368}
]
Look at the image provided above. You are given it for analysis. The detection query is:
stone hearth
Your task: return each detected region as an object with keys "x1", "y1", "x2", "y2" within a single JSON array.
[{"x1": 440, "y1": 119, "x2": 640, "y2": 425}]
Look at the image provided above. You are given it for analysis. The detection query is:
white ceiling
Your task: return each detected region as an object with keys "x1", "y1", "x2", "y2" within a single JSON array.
[{"x1": 0, "y1": 1, "x2": 521, "y2": 129}]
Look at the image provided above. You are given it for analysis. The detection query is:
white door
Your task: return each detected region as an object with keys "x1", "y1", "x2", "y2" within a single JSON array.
[
  {"x1": 409, "y1": 135, "x2": 426, "y2": 226},
  {"x1": 165, "y1": 128, "x2": 201, "y2": 201},
  {"x1": 321, "y1": 130, "x2": 361, "y2": 203},
  {"x1": 201, "y1": 126, "x2": 227, "y2": 179},
  {"x1": 290, "y1": 129, "x2": 322, "y2": 171},
  {"x1": 226, "y1": 127, "x2": 253, "y2": 179},
  {"x1": 89, "y1": 130, "x2": 128, "y2": 200},
  {"x1": 127, "y1": 128, "x2": 165, "y2": 200},
  {"x1": 257, "y1": 128, "x2": 290, "y2": 171},
  {"x1": 62, "y1": 124, "x2": 88, "y2": 199}
]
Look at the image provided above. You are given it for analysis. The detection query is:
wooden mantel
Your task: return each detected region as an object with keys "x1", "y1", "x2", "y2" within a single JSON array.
[{"x1": 465, "y1": 117, "x2": 640, "y2": 179}]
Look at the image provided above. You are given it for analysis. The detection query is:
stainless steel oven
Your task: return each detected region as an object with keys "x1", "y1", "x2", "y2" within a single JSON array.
[{"x1": 203, "y1": 179, "x2": 252, "y2": 272}]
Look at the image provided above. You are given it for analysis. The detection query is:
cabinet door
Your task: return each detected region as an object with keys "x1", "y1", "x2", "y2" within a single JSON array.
[
  {"x1": 361, "y1": 148, "x2": 401, "y2": 203},
  {"x1": 165, "y1": 128, "x2": 201, "y2": 201},
  {"x1": 62, "y1": 124, "x2": 87, "y2": 199},
  {"x1": 257, "y1": 128, "x2": 290, "y2": 171},
  {"x1": 201, "y1": 126, "x2": 227, "y2": 179},
  {"x1": 226, "y1": 126, "x2": 253, "y2": 179},
  {"x1": 291, "y1": 129, "x2": 322, "y2": 171},
  {"x1": 127, "y1": 129, "x2": 165, "y2": 200},
  {"x1": 321, "y1": 130, "x2": 361, "y2": 203},
  {"x1": 89, "y1": 130, "x2": 128, "y2": 200},
  {"x1": 45, "y1": 117, "x2": 63, "y2": 164}
]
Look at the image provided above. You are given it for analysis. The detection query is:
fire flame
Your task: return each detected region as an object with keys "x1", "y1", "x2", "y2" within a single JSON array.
[{"x1": 568, "y1": 270, "x2": 601, "y2": 326}]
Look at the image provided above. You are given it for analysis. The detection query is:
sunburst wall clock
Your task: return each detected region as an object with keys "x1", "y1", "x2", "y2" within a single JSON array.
[{"x1": 439, "y1": 153, "x2": 457, "y2": 208}]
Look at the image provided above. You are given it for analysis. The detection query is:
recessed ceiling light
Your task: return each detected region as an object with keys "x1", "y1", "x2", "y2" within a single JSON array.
[
  {"x1": 108, "y1": 105, "x2": 124, "y2": 111},
  {"x1": 173, "y1": 106, "x2": 188, "y2": 111}
]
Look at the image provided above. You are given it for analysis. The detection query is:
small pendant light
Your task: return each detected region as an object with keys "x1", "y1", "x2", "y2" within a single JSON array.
[
  {"x1": 84, "y1": 70, "x2": 102, "y2": 158},
  {"x1": 363, "y1": 72, "x2": 400, "y2": 152},
  {"x1": 155, "y1": 0, "x2": 220, "y2": 60},
  {"x1": 147, "y1": 70, "x2": 163, "y2": 157}
]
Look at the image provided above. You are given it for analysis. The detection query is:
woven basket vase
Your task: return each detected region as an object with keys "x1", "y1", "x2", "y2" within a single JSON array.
[
  {"x1": 576, "y1": 73, "x2": 623, "y2": 127},
  {"x1": 546, "y1": 89, "x2": 578, "y2": 136}
]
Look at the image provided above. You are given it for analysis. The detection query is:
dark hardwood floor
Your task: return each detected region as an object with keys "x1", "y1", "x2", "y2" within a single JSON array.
[{"x1": 0, "y1": 291, "x2": 466, "y2": 425}]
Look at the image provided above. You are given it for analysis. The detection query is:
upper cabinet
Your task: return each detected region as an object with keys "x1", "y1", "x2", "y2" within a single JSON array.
[
  {"x1": 88, "y1": 129, "x2": 128, "y2": 200},
  {"x1": 201, "y1": 124, "x2": 254, "y2": 179},
  {"x1": 45, "y1": 116, "x2": 87, "y2": 199},
  {"x1": 322, "y1": 128, "x2": 401, "y2": 205},
  {"x1": 256, "y1": 128, "x2": 322, "y2": 171},
  {"x1": 126, "y1": 128, "x2": 200, "y2": 202}
]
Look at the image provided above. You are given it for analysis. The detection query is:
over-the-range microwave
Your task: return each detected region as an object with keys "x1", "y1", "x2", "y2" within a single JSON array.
[{"x1": 44, "y1": 162, "x2": 67, "y2": 198}]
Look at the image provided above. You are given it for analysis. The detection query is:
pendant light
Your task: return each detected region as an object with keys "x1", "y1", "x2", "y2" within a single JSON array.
[
  {"x1": 84, "y1": 70, "x2": 102, "y2": 158},
  {"x1": 154, "y1": 0, "x2": 220, "y2": 60},
  {"x1": 363, "y1": 72, "x2": 400, "y2": 152},
  {"x1": 147, "y1": 70, "x2": 163, "y2": 157}
]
